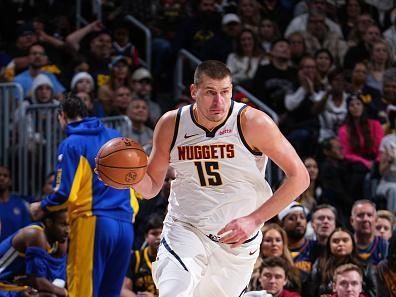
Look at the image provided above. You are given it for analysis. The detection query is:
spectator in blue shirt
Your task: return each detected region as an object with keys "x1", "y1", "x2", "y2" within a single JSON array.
[{"x1": 0, "y1": 166, "x2": 31, "y2": 242}]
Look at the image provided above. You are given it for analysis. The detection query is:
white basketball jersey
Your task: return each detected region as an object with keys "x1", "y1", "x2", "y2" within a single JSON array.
[{"x1": 167, "y1": 101, "x2": 273, "y2": 235}]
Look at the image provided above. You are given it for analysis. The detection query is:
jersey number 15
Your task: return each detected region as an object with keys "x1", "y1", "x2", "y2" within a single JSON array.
[{"x1": 194, "y1": 161, "x2": 222, "y2": 186}]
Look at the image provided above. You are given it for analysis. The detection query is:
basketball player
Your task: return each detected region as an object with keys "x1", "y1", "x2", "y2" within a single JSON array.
[
  {"x1": 0, "y1": 210, "x2": 68, "y2": 297},
  {"x1": 132, "y1": 60, "x2": 310, "y2": 297},
  {"x1": 30, "y1": 95, "x2": 138, "y2": 297}
]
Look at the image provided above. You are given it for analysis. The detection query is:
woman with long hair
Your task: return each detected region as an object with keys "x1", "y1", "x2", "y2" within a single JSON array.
[
  {"x1": 249, "y1": 224, "x2": 302, "y2": 294},
  {"x1": 310, "y1": 228, "x2": 376, "y2": 297}
]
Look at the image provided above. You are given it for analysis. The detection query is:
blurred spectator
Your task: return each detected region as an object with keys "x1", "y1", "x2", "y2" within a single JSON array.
[
  {"x1": 343, "y1": 25, "x2": 381, "y2": 70},
  {"x1": 238, "y1": 0, "x2": 262, "y2": 34},
  {"x1": 297, "y1": 157, "x2": 322, "y2": 212},
  {"x1": 338, "y1": 94, "x2": 383, "y2": 171},
  {"x1": 346, "y1": 13, "x2": 376, "y2": 47},
  {"x1": 300, "y1": 12, "x2": 348, "y2": 66},
  {"x1": 246, "y1": 257, "x2": 301, "y2": 297},
  {"x1": 338, "y1": 0, "x2": 364, "y2": 42},
  {"x1": 376, "y1": 229, "x2": 396, "y2": 297},
  {"x1": 346, "y1": 62, "x2": 382, "y2": 120},
  {"x1": 314, "y1": 68, "x2": 348, "y2": 142},
  {"x1": 202, "y1": 13, "x2": 242, "y2": 62},
  {"x1": 375, "y1": 210, "x2": 394, "y2": 241},
  {"x1": 0, "y1": 166, "x2": 31, "y2": 242},
  {"x1": 121, "y1": 214, "x2": 163, "y2": 297},
  {"x1": 350, "y1": 200, "x2": 389, "y2": 265},
  {"x1": 279, "y1": 202, "x2": 318, "y2": 273},
  {"x1": 310, "y1": 228, "x2": 376, "y2": 297},
  {"x1": 226, "y1": 28, "x2": 264, "y2": 87},
  {"x1": 250, "y1": 224, "x2": 302, "y2": 294},
  {"x1": 383, "y1": 7, "x2": 396, "y2": 60},
  {"x1": 287, "y1": 32, "x2": 307, "y2": 67},
  {"x1": 0, "y1": 210, "x2": 68, "y2": 296},
  {"x1": 366, "y1": 40, "x2": 393, "y2": 93},
  {"x1": 285, "y1": 0, "x2": 343, "y2": 38},
  {"x1": 71, "y1": 71, "x2": 106, "y2": 117},
  {"x1": 111, "y1": 20, "x2": 139, "y2": 65},
  {"x1": 331, "y1": 263, "x2": 368, "y2": 297},
  {"x1": 310, "y1": 204, "x2": 337, "y2": 245},
  {"x1": 129, "y1": 67, "x2": 162, "y2": 124},
  {"x1": 258, "y1": 18, "x2": 280, "y2": 54},
  {"x1": 380, "y1": 69, "x2": 396, "y2": 125},
  {"x1": 13, "y1": 43, "x2": 65, "y2": 100},
  {"x1": 319, "y1": 137, "x2": 355, "y2": 224},
  {"x1": 172, "y1": 0, "x2": 221, "y2": 59},
  {"x1": 98, "y1": 56, "x2": 130, "y2": 114},
  {"x1": 65, "y1": 21, "x2": 112, "y2": 87},
  {"x1": 14, "y1": 74, "x2": 59, "y2": 145},
  {"x1": 260, "y1": 0, "x2": 293, "y2": 34},
  {"x1": 377, "y1": 108, "x2": 396, "y2": 213},
  {"x1": 252, "y1": 39, "x2": 296, "y2": 114},
  {"x1": 315, "y1": 49, "x2": 334, "y2": 85},
  {"x1": 283, "y1": 56, "x2": 324, "y2": 156},
  {"x1": 127, "y1": 98, "x2": 153, "y2": 146}
]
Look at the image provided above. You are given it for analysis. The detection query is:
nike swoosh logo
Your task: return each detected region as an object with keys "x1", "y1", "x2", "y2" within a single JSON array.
[
  {"x1": 184, "y1": 133, "x2": 199, "y2": 139},
  {"x1": 249, "y1": 249, "x2": 258, "y2": 255}
]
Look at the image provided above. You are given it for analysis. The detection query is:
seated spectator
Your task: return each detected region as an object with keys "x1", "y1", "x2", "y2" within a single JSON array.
[
  {"x1": 260, "y1": 0, "x2": 293, "y2": 35},
  {"x1": 297, "y1": 157, "x2": 322, "y2": 212},
  {"x1": 226, "y1": 28, "x2": 264, "y2": 87},
  {"x1": 309, "y1": 204, "x2": 337, "y2": 246},
  {"x1": 338, "y1": 0, "x2": 365, "y2": 43},
  {"x1": 384, "y1": 8, "x2": 396, "y2": 61},
  {"x1": 258, "y1": 18, "x2": 280, "y2": 54},
  {"x1": 315, "y1": 49, "x2": 334, "y2": 85},
  {"x1": 283, "y1": 56, "x2": 325, "y2": 156},
  {"x1": 314, "y1": 68, "x2": 348, "y2": 142},
  {"x1": 377, "y1": 107, "x2": 396, "y2": 212},
  {"x1": 246, "y1": 257, "x2": 301, "y2": 297},
  {"x1": 288, "y1": 32, "x2": 307, "y2": 68},
  {"x1": 379, "y1": 69, "x2": 396, "y2": 125},
  {"x1": 0, "y1": 166, "x2": 31, "y2": 242},
  {"x1": 346, "y1": 13, "x2": 376, "y2": 47},
  {"x1": 338, "y1": 94, "x2": 384, "y2": 171},
  {"x1": 376, "y1": 229, "x2": 396, "y2": 297},
  {"x1": 110, "y1": 20, "x2": 139, "y2": 66},
  {"x1": 98, "y1": 55, "x2": 130, "y2": 114},
  {"x1": 250, "y1": 224, "x2": 302, "y2": 294},
  {"x1": 0, "y1": 210, "x2": 69, "y2": 296},
  {"x1": 279, "y1": 202, "x2": 318, "y2": 273},
  {"x1": 107, "y1": 86, "x2": 133, "y2": 116},
  {"x1": 319, "y1": 137, "x2": 356, "y2": 222},
  {"x1": 366, "y1": 40, "x2": 394, "y2": 93},
  {"x1": 121, "y1": 214, "x2": 163, "y2": 297},
  {"x1": 310, "y1": 228, "x2": 376, "y2": 297},
  {"x1": 331, "y1": 263, "x2": 368, "y2": 297},
  {"x1": 350, "y1": 200, "x2": 389, "y2": 265},
  {"x1": 375, "y1": 210, "x2": 394, "y2": 241},
  {"x1": 129, "y1": 67, "x2": 162, "y2": 124},
  {"x1": 13, "y1": 43, "x2": 65, "y2": 100},
  {"x1": 252, "y1": 39, "x2": 296, "y2": 114},
  {"x1": 238, "y1": 0, "x2": 262, "y2": 34},
  {"x1": 127, "y1": 98, "x2": 154, "y2": 146}
]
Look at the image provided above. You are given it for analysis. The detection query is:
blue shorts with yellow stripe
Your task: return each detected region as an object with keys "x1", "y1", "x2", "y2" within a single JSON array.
[{"x1": 67, "y1": 216, "x2": 133, "y2": 297}]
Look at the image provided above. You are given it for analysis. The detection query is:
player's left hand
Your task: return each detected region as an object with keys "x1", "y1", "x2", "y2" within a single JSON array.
[
  {"x1": 217, "y1": 215, "x2": 260, "y2": 248},
  {"x1": 30, "y1": 202, "x2": 45, "y2": 221}
]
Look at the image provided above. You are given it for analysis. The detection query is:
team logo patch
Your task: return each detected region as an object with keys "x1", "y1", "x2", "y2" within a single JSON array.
[
  {"x1": 13, "y1": 207, "x2": 21, "y2": 215},
  {"x1": 58, "y1": 154, "x2": 63, "y2": 162}
]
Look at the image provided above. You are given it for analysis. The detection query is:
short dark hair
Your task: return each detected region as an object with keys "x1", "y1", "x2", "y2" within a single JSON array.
[
  {"x1": 193, "y1": 60, "x2": 231, "y2": 85},
  {"x1": 144, "y1": 214, "x2": 164, "y2": 234},
  {"x1": 321, "y1": 136, "x2": 337, "y2": 151},
  {"x1": 260, "y1": 256, "x2": 289, "y2": 274},
  {"x1": 43, "y1": 209, "x2": 67, "y2": 223},
  {"x1": 60, "y1": 93, "x2": 89, "y2": 120}
]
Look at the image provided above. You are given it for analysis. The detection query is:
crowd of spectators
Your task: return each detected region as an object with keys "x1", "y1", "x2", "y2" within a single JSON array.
[{"x1": 1, "y1": 0, "x2": 396, "y2": 296}]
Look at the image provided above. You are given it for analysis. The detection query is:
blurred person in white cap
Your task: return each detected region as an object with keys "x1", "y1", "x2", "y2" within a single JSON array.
[
  {"x1": 71, "y1": 71, "x2": 105, "y2": 117},
  {"x1": 130, "y1": 67, "x2": 162, "y2": 125},
  {"x1": 279, "y1": 201, "x2": 319, "y2": 273}
]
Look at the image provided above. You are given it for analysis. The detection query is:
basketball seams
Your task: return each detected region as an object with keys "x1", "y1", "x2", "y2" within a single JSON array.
[
  {"x1": 96, "y1": 164, "x2": 147, "y2": 169},
  {"x1": 97, "y1": 169, "x2": 132, "y2": 187},
  {"x1": 98, "y1": 147, "x2": 147, "y2": 158}
]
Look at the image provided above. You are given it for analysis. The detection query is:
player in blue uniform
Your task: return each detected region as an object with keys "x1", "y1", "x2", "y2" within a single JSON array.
[
  {"x1": 30, "y1": 94, "x2": 138, "y2": 297},
  {"x1": 0, "y1": 210, "x2": 68, "y2": 297}
]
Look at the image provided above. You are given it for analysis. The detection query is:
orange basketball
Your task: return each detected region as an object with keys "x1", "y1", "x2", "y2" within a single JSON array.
[{"x1": 95, "y1": 137, "x2": 147, "y2": 189}]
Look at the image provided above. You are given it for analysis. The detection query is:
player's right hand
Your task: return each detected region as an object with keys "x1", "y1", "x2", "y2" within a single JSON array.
[{"x1": 30, "y1": 202, "x2": 45, "y2": 221}]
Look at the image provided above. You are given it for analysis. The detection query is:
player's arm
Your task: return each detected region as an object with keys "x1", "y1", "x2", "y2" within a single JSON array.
[
  {"x1": 219, "y1": 107, "x2": 309, "y2": 246},
  {"x1": 133, "y1": 110, "x2": 176, "y2": 199},
  {"x1": 13, "y1": 230, "x2": 68, "y2": 297},
  {"x1": 121, "y1": 277, "x2": 137, "y2": 297}
]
